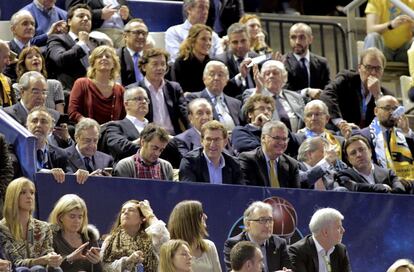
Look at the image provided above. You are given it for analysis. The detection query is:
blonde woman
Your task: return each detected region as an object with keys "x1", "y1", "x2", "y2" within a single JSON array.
[
  {"x1": 159, "y1": 239, "x2": 192, "y2": 272},
  {"x1": 49, "y1": 194, "x2": 102, "y2": 272},
  {"x1": 0, "y1": 178, "x2": 63, "y2": 272},
  {"x1": 68, "y1": 45, "x2": 125, "y2": 124},
  {"x1": 168, "y1": 200, "x2": 221, "y2": 272},
  {"x1": 101, "y1": 199, "x2": 169, "y2": 271},
  {"x1": 387, "y1": 259, "x2": 414, "y2": 272}
]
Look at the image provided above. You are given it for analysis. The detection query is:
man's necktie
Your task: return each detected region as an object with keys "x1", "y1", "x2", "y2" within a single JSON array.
[
  {"x1": 323, "y1": 255, "x2": 332, "y2": 272},
  {"x1": 274, "y1": 96, "x2": 291, "y2": 130},
  {"x1": 300, "y1": 57, "x2": 309, "y2": 87},
  {"x1": 269, "y1": 160, "x2": 280, "y2": 188},
  {"x1": 133, "y1": 52, "x2": 144, "y2": 83},
  {"x1": 215, "y1": 96, "x2": 235, "y2": 131},
  {"x1": 84, "y1": 157, "x2": 94, "y2": 173},
  {"x1": 37, "y1": 150, "x2": 45, "y2": 167}
]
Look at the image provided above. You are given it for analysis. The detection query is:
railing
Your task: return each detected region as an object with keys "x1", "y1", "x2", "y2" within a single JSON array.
[{"x1": 259, "y1": 14, "x2": 349, "y2": 75}]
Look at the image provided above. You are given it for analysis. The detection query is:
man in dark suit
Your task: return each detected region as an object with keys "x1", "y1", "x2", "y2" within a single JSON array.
[
  {"x1": 320, "y1": 47, "x2": 390, "y2": 130},
  {"x1": 288, "y1": 208, "x2": 351, "y2": 272},
  {"x1": 224, "y1": 201, "x2": 292, "y2": 272},
  {"x1": 128, "y1": 48, "x2": 189, "y2": 135},
  {"x1": 66, "y1": 117, "x2": 113, "y2": 182},
  {"x1": 335, "y1": 135, "x2": 406, "y2": 193},
  {"x1": 206, "y1": 0, "x2": 244, "y2": 37},
  {"x1": 239, "y1": 120, "x2": 300, "y2": 188},
  {"x1": 186, "y1": 60, "x2": 242, "y2": 131},
  {"x1": 215, "y1": 23, "x2": 257, "y2": 97},
  {"x1": 117, "y1": 19, "x2": 148, "y2": 86},
  {"x1": 179, "y1": 120, "x2": 243, "y2": 184},
  {"x1": 284, "y1": 23, "x2": 330, "y2": 97},
  {"x1": 102, "y1": 87, "x2": 149, "y2": 162},
  {"x1": 46, "y1": 4, "x2": 92, "y2": 89}
]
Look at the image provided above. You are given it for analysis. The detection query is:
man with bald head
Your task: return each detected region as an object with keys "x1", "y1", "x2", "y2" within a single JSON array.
[
  {"x1": 356, "y1": 95, "x2": 414, "y2": 181},
  {"x1": 0, "y1": 40, "x2": 16, "y2": 108}
]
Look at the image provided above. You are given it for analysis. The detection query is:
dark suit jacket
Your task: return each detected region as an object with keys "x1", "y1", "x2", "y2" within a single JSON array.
[
  {"x1": 288, "y1": 235, "x2": 351, "y2": 272},
  {"x1": 102, "y1": 118, "x2": 140, "y2": 162},
  {"x1": 223, "y1": 231, "x2": 291, "y2": 272},
  {"x1": 3, "y1": 40, "x2": 22, "y2": 82},
  {"x1": 46, "y1": 33, "x2": 88, "y2": 89},
  {"x1": 179, "y1": 147, "x2": 243, "y2": 185},
  {"x1": 65, "y1": 0, "x2": 131, "y2": 29},
  {"x1": 239, "y1": 147, "x2": 300, "y2": 188},
  {"x1": 231, "y1": 124, "x2": 261, "y2": 154},
  {"x1": 284, "y1": 52, "x2": 331, "y2": 92},
  {"x1": 47, "y1": 144, "x2": 70, "y2": 170},
  {"x1": 117, "y1": 46, "x2": 141, "y2": 86},
  {"x1": 320, "y1": 69, "x2": 390, "y2": 128},
  {"x1": 4, "y1": 102, "x2": 60, "y2": 127},
  {"x1": 127, "y1": 80, "x2": 189, "y2": 135},
  {"x1": 206, "y1": 0, "x2": 244, "y2": 36},
  {"x1": 186, "y1": 89, "x2": 242, "y2": 126},
  {"x1": 335, "y1": 164, "x2": 406, "y2": 193},
  {"x1": 65, "y1": 145, "x2": 113, "y2": 173}
]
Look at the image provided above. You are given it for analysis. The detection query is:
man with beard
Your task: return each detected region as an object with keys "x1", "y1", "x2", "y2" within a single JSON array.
[
  {"x1": 239, "y1": 120, "x2": 300, "y2": 188},
  {"x1": 335, "y1": 135, "x2": 406, "y2": 193},
  {"x1": 356, "y1": 95, "x2": 414, "y2": 182},
  {"x1": 283, "y1": 23, "x2": 331, "y2": 98}
]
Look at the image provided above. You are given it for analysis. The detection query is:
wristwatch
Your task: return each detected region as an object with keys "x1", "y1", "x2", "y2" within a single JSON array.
[{"x1": 387, "y1": 22, "x2": 394, "y2": 30}]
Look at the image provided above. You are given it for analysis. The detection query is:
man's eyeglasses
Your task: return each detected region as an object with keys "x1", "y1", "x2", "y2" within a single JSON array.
[
  {"x1": 362, "y1": 64, "x2": 383, "y2": 73},
  {"x1": 266, "y1": 135, "x2": 289, "y2": 142},
  {"x1": 125, "y1": 30, "x2": 148, "y2": 36},
  {"x1": 249, "y1": 217, "x2": 273, "y2": 225},
  {"x1": 377, "y1": 106, "x2": 398, "y2": 112},
  {"x1": 30, "y1": 88, "x2": 48, "y2": 95},
  {"x1": 128, "y1": 97, "x2": 150, "y2": 103}
]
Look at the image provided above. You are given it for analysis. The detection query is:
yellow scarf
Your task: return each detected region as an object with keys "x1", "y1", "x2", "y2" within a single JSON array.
[
  {"x1": 324, "y1": 129, "x2": 342, "y2": 159},
  {"x1": 385, "y1": 128, "x2": 414, "y2": 179},
  {"x1": 0, "y1": 73, "x2": 12, "y2": 106}
]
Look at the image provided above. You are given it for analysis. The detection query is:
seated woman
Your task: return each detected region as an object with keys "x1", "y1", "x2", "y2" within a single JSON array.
[
  {"x1": 168, "y1": 200, "x2": 221, "y2": 272},
  {"x1": 171, "y1": 24, "x2": 213, "y2": 94},
  {"x1": 48, "y1": 194, "x2": 102, "y2": 272},
  {"x1": 0, "y1": 177, "x2": 63, "y2": 272},
  {"x1": 101, "y1": 199, "x2": 169, "y2": 271},
  {"x1": 15, "y1": 46, "x2": 65, "y2": 113},
  {"x1": 159, "y1": 239, "x2": 192, "y2": 272},
  {"x1": 239, "y1": 14, "x2": 271, "y2": 55},
  {"x1": 68, "y1": 45, "x2": 125, "y2": 124}
]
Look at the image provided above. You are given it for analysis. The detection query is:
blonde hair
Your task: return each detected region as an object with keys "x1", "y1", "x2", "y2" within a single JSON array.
[
  {"x1": 178, "y1": 24, "x2": 212, "y2": 61},
  {"x1": 48, "y1": 194, "x2": 89, "y2": 238},
  {"x1": 3, "y1": 177, "x2": 36, "y2": 241},
  {"x1": 159, "y1": 239, "x2": 191, "y2": 272},
  {"x1": 87, "y1": 45, "x2": 120, "y2": 80},
  {"x1": 168, "y1": 200, "x2": 208, "y2": 252},
  {"x1": 387, "y1": 259, "x2": 414, "y2": 272}
]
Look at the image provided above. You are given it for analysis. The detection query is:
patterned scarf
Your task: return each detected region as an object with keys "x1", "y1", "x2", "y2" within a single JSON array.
[
  {"x1": 102, "y1": 227, "x2": 158, "y2": 271},
  {"x1": 298, "y1": 128, "x2": 342, "y2": 159},
  {"x1": 369, "y1": 117, "x2": 414, "y2": 179}
]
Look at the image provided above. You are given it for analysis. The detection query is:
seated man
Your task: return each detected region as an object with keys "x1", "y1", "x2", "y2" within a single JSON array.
[
  {"x1": 0, "y1": 40, "x2": 17, "y2": 108},
  {"x1": 288, "y1": 208, "x2": 351, "y2": 272},
  {"x1": 297, "y1": 137, "x2": 348, "y2": 191},
  {"x1": 239, "y1": 121, "x2": 300, "y2": 188},
  {"x1": 113, "y1": 123, "x2": 173, "y2": 180},
  {"x1": 224, "y1": 201, "x2": 292, "y2": 272},
  {"x1": 179, "y1": 120, "x2": 243, "y2": 184},
  {"x1": 103, "y1": 87, "x2": 149, "y2": 162},
  {"x1": 336, "y1": 135, "x2": 406, "y2": 193},
  {"x1": 356, "y1": 95, "x2": 414, "y2": 182},
  {"x1": 229, "y1": 241, "x2": 264, "y2": 272},
  {"x1": 66, "y1": 118, "x2": 113, "y2": 181},
  {"x1": 232, "y1": 94, "x2": 274, "y2": 154}
]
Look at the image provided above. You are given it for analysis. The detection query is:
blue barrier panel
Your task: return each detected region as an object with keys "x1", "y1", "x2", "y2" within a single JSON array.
[
  {"x1": 35, "y1": 173, "x2": 414, "y2": 271},
  {"x1": 0, "y1": 109, "x2": 36, "y2": 179}
]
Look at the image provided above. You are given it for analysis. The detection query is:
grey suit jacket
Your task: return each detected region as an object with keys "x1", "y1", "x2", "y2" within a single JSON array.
[
  {"x1": 113, "y1": 156, "x2": 174, "y2": 181},
  {"x1": 65, "y1": 145, "x2": 113, "y2": 173},
  {"x1": 4, "y1": 102, "x2": 60, "y2": 127}
]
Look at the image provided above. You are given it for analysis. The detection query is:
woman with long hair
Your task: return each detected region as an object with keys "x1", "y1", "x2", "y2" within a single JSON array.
[
  {"x1": 48, "y1": 194, "x2": 102, "y2": 272},
  {"x1": 168, "y1": 200, "x2": 221, "y2": 272},
  {"x1": 159, "y1": 239, "x2": 192, "y2": 272},
  {"x1": 101, "y1": 199, "x2": 169, "y2": 271},
  {"x1": 68, "y1": 45, "x2": 125, "y2": 124},
  {"x1": 0, "y1": 178, "x2": 63, "y2": 271}
]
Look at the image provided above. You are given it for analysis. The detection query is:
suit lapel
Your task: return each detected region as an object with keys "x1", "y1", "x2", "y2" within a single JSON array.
[
  {"x1": 201, "y1": 90, "x2": 219, "y2": 120},
  {"x1": 277, "y1": 155, "x2": 289, "y2": 187},
  {"x1": 69, "y1": 147, "x2": 86, "y2": 171},
  {"x1": 308, "y1": 236, "x2": 319, "y2": 272},
  {"x1": 200, "y1": 151, "x2": 210, "y2": 182},
  {"x1": 257, "y1": 148, "x2": 270, "y2": 187}
]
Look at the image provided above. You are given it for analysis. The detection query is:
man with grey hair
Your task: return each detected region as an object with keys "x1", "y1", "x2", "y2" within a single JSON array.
[
  {"x1": 284, "y1": 23, "x2": 330, "y2": 95},
  {"x1": 243, "y1": 60, "x2": 305, "y2": 132},
  {"x1": 65, "y1": 117, "x2": 113, "y2": 182},
  {"x1": 187, "y1": 60, "x2": 241, "y2": 131},
  {"x1": 288, "y1": 207, "x2": 351, "y2": 272},
  {"x1": 102, "y1": 86, "x2": 149, "y2": 162},
  {"x1": 0, "y1": 40, "x2": 16, "y2": 107},
  {"x1": 224, "y1": 201, "x2": 292, "y2": 272},
  {"x1": 239, "y1": 120, "x2": 300, "y2": 188},
  {"x1": 165, "y1": 0, "x2": 223, "y2": 64}
]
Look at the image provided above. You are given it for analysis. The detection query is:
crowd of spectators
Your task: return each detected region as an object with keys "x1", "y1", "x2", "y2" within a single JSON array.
[{"x1": 0, "y1": 0, "x2": 414, "y2": 271}]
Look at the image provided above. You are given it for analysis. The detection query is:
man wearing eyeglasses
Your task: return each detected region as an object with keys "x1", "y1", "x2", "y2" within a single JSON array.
[
  {"x1": 320, "y1": 47, "x2": 391, "y2": 134},
  {"x1": 355, "y1": 95, "x2": 414, "y2": 186},
  {"x1": 239, "y1": 120, "x2": 300, "y2": 188},
  {"x1": 224, "y1": 201, "x2": 292, "y2": 272},
  {"x1": 117, "y1": 19, "x2": 148, "y2": 86},
  {"x1": 335, "y1": 135, "x2": 405, "y2": 193},
  {"x1": 102, "y1": 87, "x2": 149, "y2": 162}
]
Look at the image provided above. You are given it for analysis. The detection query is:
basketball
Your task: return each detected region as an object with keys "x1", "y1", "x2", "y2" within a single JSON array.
[{"x1": 264, "y1": 196, "x2": 298, "y2": 238}]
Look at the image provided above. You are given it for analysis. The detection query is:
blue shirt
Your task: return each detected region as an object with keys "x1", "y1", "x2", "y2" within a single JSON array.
[{"x1": 203, "y1": 150, "x2": 225, "y2": 184}]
